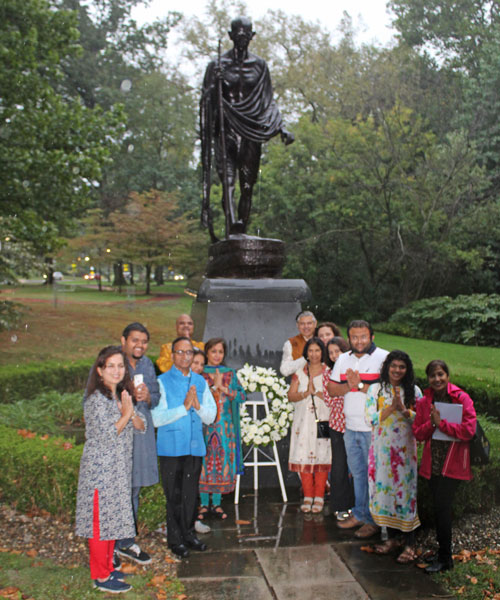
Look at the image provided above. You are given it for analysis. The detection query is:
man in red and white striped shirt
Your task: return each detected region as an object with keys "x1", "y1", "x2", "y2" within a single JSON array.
[{"x1": 328, "y1": 320, "x2": 388, "y2": 539}]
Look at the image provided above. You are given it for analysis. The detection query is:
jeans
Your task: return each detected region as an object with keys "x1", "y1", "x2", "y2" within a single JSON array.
[
  {"x1": 116, "y1": 486, "x2": 141, "y2": 550},
  {"x1": 343, "y1": 429, "x2": 374, "y2": 524}
]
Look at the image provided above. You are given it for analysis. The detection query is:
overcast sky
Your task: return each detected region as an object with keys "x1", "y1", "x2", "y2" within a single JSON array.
[{"x1": 132, "y1": 0, "x2": 398, "y2": 47}]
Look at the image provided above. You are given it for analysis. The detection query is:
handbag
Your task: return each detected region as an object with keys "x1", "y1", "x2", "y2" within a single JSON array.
[
  {"x1": 310, "y1": 392, "x2": 329, "y2": 439},
  {"x1": 469, "y1": 421, "x2": 490, "y2": 466}
]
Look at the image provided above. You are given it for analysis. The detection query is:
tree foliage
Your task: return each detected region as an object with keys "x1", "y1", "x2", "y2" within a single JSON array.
[{"x1": 0, "y1": 0, "x2": 123, "y2": 274}]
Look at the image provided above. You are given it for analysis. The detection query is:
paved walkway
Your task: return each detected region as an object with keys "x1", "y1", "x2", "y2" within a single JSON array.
[{"x1": 178, "y1": 489, "x2": 448, "y2": 600}]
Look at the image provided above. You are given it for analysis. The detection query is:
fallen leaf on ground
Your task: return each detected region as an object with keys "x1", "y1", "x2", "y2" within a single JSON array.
[
  {"x1": 120, "y1": 564, "x2": 138, "y2": 574},
  {"x1": 164, "y1": 555, "x2": 176, "y2": 564},
  {"x1": 150, "y1": 575, "x2": 166, "y2": 586},
  {"x1": 235, "y1": 519, "x2": 251, "y2": 525},
  {"x1": 155, "y1": 592, "x2": 167, "y2": 600},
  {"x1": 26, "y1": 549, "x2": 37, "y2": 557},
  {"x1": 360, "y1": 545, "x2": 375, "y2": 553},
  {"x1": 0, "y1": 587, "x2": 21, "y2": 599},
  {"x1": 470, "y1": 577, "x2": 478, "y2": 584},
  {"x1": 456, "y1": 586, "x2": 465, "y2": 594},
  {"x1": 177, "y1": 595, "x2": 187, "y2": 600},
  {"x1": 416, "y1": 563, "x2": 428, "y2": 569}
]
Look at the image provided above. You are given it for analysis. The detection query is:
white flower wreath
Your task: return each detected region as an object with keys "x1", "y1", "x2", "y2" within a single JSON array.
[{"x1": 237, "y1": 363, "x2": 294, "y2": 447}]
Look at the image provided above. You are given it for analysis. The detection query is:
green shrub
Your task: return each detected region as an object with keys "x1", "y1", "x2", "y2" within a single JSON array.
[
  {"x1": 0, "y1": 360, "x2": 92, "y2": 404},
  {"x1": 0, "y1": 424, "x2": 82, "y2": 517},
  {"x1": 0, "y1": 391, "x2": 83, "y2": 435},
  {"x1": 379, "y1": 294, "x2": 500, "y2": 346}
]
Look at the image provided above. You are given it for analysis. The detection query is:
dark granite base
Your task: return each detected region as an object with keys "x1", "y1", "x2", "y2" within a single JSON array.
[{"x1": 191, "y1": 278, "x2": 311, "y2": 489}]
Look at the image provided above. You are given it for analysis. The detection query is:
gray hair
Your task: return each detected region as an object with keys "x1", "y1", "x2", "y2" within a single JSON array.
[{"x1": 296, "y1": 310, "x2": 316, "y2": 323}]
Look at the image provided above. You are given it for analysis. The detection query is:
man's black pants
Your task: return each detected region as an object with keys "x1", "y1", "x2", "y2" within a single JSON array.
[{"x1": 159, "y1": 455, "x2": 202, "y2": 547}]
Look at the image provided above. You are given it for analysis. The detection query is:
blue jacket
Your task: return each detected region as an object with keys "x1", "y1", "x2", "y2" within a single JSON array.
[{"x1": 152, "y1": 366, "x2": 216, "y2": 457}]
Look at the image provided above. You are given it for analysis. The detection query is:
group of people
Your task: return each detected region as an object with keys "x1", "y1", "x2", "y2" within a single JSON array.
[
  {"x1": 281, "y1": 312, "x2": 477, "y2": 573},
  {"x1": 75, "y1": 310, "x2": 477, "y2": 593},
  {"x1": 75, "y1": 315, "x2": 245, "y2": 593}
]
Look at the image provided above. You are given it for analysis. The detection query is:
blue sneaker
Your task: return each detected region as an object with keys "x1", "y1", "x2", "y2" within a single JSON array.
[{"x1": 94, "y1": 577, "x2": 132, "y2": 593}]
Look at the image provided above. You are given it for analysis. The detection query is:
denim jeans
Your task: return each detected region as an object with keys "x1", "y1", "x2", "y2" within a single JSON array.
[
  {"x1": 116, "y1": 486, "x2": 141, "y2": 550},
  {"x1": 343, "y1": 429, "x2": 374, "y2": 524}
]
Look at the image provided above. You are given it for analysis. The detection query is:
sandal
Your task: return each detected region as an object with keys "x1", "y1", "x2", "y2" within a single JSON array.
[
  {"x1": 211, "y1": 505, "x2": 228, "y2": 520},
  {"x1": 374, "y1": 538, "x2": 402, "y2": 555},
  {"x1": 396, "y1": 545, "x2": 418, "y2": 564},
  {"x1": 300, "y1": 497, "x2": 313, "y2": 513},
  {"x1": 311, "y1": 497, "x2": 324, "y2": 513},
  {"x1": 198, "y1": 506, "x2": 209, "y2": 521}
]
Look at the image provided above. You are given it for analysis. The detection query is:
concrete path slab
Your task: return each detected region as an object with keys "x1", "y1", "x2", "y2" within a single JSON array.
[
  {"x1": 256, "y1": 545, "x2": 369, "y2": 600},
  {"x1": 176, "y1": 490, "x2": 448, "y2": 599}
]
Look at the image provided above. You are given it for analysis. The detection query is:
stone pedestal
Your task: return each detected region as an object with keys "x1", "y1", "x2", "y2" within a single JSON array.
[
  {"x1": 192, "y1": 278, "x2": 311, "y2": 372},
  {"x1": 191, "y1": 278, "x2": 311, "y2": 489}
]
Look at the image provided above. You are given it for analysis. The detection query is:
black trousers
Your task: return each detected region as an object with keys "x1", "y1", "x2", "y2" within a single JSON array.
[
  {"x1": 429, "y1": 475, "x2": 461, "y2": 562},
  {"x1": 159, "y1": 455, "x2": 202, "y2": 547},
  {"x1": 329, "y1": 429, "x2": 355, "y2": 512}
]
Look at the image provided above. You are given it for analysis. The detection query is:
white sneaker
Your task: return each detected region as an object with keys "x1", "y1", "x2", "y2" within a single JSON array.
[{"x1": 195, "y1": 520, "x2": 211, "y2": 534}]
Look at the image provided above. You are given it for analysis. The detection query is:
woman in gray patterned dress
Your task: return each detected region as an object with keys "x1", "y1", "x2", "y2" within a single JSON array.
[{"x1": 76, "y1": 346, "x2": 146, "y2": 594}]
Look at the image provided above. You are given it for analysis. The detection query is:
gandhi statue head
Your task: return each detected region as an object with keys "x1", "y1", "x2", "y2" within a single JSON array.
[{"x1": 229, "y1": 16, "x2": 255, "y2": 51}]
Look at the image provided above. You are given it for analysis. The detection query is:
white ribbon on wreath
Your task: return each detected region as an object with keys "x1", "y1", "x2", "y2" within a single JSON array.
[{"x1": 237, "y1": 364, "x2": 294, "y2": 447}]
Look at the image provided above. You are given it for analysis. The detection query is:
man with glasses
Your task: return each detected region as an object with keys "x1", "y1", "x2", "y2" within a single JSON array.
[
  {"x1": 280, "y1": 311, "x2": 317, "y2": 377},
  {"x1": 156, "y1": 314, "x2": 204, "y2": 373},
  {"x1": 151, "y1": 337, "x2": 216, "y2": 559},
  {"x1": 328, "y1": 320, "x2": 388, "y2": 538}
]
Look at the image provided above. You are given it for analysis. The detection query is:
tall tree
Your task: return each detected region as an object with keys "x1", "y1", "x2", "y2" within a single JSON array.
[{"x1": 0, "y1": 0, "x2": 123, "y2": 281}]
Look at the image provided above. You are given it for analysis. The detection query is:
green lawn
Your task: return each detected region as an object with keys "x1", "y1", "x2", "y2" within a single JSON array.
[
  {"x1": 0, "y1": 282, "x2": 192, "y2": 365},
  {"x1": 373, "y1": 331, "x2": 500, "y2": 385}
]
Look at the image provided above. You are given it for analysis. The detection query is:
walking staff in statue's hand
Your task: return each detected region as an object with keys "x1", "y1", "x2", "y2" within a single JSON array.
[{"x1": 200, "y1": 16, "x2": 294, "y2": 241}]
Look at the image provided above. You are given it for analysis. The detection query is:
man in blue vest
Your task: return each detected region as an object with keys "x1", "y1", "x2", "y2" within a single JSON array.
[{"x1": 151, "y1": 337, "x2": 216, "y2": 559}]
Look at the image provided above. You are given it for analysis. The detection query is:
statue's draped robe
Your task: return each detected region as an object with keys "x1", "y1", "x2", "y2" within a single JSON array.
[{"x1": 200, "y1": 50, "x2": 284, "y2": 231}]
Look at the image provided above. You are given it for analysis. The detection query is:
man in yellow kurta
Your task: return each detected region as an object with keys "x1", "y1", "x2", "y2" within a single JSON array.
[{"x1": 156, "y1": 314, "x2": 204, "y2": 373}]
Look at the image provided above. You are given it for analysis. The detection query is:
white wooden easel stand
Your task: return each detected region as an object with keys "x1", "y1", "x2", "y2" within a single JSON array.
[{"x1": 234, "y1": 391, "x2": 288, "y2": 504}]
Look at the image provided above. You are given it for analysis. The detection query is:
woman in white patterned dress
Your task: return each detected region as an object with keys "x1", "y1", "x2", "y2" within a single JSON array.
[
  {"x1": 288, "y1": 337, "x2": 332, "y2": 514},
  {"x1": 76, "y1": 346, "x2": 146, "y2": 594},
  {"x1": 365, "y1": 350, "x2": 421, "y2": 563}
]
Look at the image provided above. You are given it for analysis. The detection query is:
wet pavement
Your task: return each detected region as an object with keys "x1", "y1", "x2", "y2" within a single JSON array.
[{"x1": 178, "y1": 489, "x2": 447, "y2": 599}]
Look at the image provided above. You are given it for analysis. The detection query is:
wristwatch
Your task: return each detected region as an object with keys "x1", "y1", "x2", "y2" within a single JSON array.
[{"x1": 357, "y1": 382, "x2": 364, "y2": 390}]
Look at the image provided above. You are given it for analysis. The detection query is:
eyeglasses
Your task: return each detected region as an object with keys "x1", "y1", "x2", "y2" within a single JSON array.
[{"x1": 173, "y1": 349, "x2": 194, "y2": 357}]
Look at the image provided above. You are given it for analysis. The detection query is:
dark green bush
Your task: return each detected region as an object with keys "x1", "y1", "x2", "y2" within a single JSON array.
[
  {"x1": 0, "y1": 391, "x2": 83, "y2": 435},
  {"x1": 379, "y1": 294, "x2": 500, "y2": 346},
  {"x1": 0, "y1": 360, "x2": 92, "y2": 404},
  {"x1": 0, "y1": 424, "x2": 82, "y2": 517}
]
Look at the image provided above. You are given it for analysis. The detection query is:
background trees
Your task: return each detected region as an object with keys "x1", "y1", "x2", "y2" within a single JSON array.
[{"x1": 3, "y1": 0, "x2": 500, "y2": 322}]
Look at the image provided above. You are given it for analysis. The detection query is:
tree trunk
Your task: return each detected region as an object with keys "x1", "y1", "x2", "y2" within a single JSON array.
[
  {"x1": 113, "y1": 261, "x2": 127, "y2": 292},
  {"x1": 145, "y1": 265, "x2": 152, "y2": 295},
  {"x1": 155, "y1": 265, "x2": 164, "y2": 285},
  {"x1": 44, "y1": 258, "x2": 54, "y2": 285},
  {"x1": 129, "y1": 262, "x2": 134, "y2": 285}
]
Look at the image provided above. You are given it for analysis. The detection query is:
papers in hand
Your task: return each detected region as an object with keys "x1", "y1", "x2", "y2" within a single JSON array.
[{"x1": 432, "y1": 402, "x2": 463, "y2": 441}]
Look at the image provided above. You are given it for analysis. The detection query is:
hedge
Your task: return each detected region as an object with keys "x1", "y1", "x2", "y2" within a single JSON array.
[
  {"x1": 0, "y1": 424, "x2": 82, "y2": 518},
  {"x1": 0, "y1": 361, "x2": 92, "y2": 404},
  {"x1": 0, "y1": 357, "x2": 161, "y2": 405}
]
